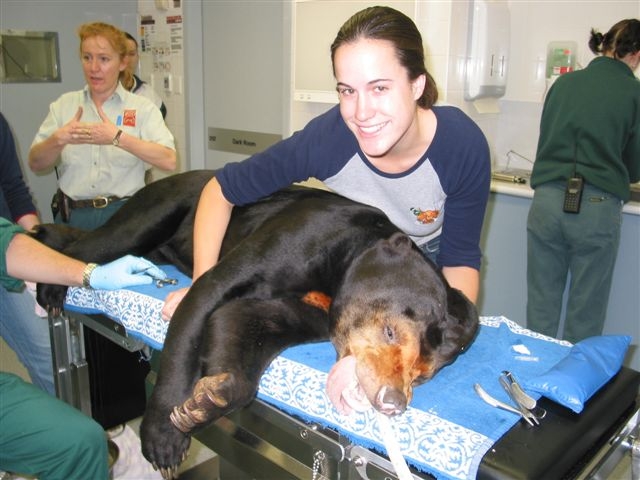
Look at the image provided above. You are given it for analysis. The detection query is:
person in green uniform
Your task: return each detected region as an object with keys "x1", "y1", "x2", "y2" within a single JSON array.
[
  {"x1": 527, "y1": 19, "x2": 640, "y2": 343},
  {"x1": 0, "y1": 217, "x2": 165, "y2": 479}
]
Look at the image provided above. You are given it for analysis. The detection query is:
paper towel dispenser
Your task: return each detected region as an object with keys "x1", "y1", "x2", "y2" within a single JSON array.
[{"x1": 464, "y1": 0, "x2": 510, "y2": 101}]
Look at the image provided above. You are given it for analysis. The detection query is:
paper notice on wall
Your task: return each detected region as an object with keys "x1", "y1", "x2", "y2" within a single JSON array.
[
  {"x1": 140, "y1": 19, "x2": 156, "y2": 53},
  {"x1": 167, "y1": 16, "x2": 183, "y2": 53}
]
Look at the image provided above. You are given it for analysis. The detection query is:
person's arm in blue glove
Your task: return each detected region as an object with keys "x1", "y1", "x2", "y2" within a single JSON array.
[
  {"x1": 88, "y1": 255, "x2": 167, "y2": 290},
  {"x1": 4, "y1": 230, "x2": 165, "y2": 290}
]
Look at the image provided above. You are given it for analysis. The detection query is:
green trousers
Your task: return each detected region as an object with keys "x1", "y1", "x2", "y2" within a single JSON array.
[
  {"x1": 526, "y1": 181, "x2": 623, "y2": 343},
  {"x1": 0, "y1": 372, "x2": 108, "y2": 480}
]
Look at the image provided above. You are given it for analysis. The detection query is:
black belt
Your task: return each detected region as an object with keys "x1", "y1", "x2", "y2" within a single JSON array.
[{"x1": 68, "y1": 195, "x2": 130, "y2": 209}]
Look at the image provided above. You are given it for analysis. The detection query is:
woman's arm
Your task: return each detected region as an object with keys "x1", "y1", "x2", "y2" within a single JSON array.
[
  {"x1": 161, "y1": 177, "x2": 233, "y2": 320},
  {"x1": 95, "y1": 105, "x2": 176, "y2": 171},
  {"x1": 114, "y1": 131, "x2": 176, "y2": 171},
  {"x1": 30, "y1": 104, "x2": 176, "y2": 173},
  {"x1": 5, "y1": 232, "x2": 167, "y2": 290},
  {"x1": 28, "y1": 135, "x2": 65, "y2": 172},
  {"x1": 442, "y1": 265, "x2": 479, "y2": 304},
  {"x1": 16, "y1": 214, "x2": 40, "y2": 232},
  {"x1": 192, "y1": 177, "x2": 234, "y2": 280}
]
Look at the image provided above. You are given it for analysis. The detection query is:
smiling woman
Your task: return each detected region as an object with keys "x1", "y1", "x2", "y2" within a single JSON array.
[
  {"x1": 160, "y1": 6, "x2": 491, "y2": 323},
  {"x1": 28, "y1": 21, "x2": 176, "y2": 231}
]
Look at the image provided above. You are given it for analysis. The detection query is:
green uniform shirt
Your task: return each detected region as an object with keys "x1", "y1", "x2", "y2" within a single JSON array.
[
  {"x1": 531, "y1": 56, "x2": 640, "y2": 201},
  {"x1": 0, "y1": 217, "x2": 26, "y2": 291}
]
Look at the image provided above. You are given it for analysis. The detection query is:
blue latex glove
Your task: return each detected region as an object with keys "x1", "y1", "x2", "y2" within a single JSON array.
[{"x1": 89, "y1": 255, "x2": 167, "y2": 290}]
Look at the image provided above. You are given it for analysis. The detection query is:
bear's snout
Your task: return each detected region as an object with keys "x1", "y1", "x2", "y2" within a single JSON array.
[{"x1": 375, "y1": 385, "x2": 407, "y2": 416}]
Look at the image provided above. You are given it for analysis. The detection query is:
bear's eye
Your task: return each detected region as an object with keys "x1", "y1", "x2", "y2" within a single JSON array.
[{"x1": 383, "y1": 325, "x2": 395, "y2": 343}]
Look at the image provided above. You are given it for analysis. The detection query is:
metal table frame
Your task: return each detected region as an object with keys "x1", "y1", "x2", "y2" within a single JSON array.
[{"x1": 48, "y1": 311, "x2": 144, "y2": 415}]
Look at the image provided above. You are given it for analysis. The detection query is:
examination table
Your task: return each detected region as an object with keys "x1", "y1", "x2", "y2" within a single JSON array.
[{"x1": 48, "y1": 265, "x2": 639, "y2": 479}]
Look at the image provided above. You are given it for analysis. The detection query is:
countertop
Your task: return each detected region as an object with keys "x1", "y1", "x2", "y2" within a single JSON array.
[{"x1": 491, "y1": 179, "x2": 640, "y2": 216}]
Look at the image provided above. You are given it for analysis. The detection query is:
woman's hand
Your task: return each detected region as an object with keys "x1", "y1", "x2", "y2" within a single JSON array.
[
  {"x1": 67, "y1": 105, "x2": 118, "y2": 145},
  {"x1": 162, "y1": 287, "x2": 190, "y2": 321},
  {"x1": 326, "y1": 355, "x2": 371, "y2": 415},
  {"x1": 88, "y1": 104, "x2": 119, "y2": 144},
  {"x1": 60, "y1": 105, "x2": 119, "y2": 146},
  {"x1": 58, "y1": 107, "x2": 88, "y2": 145}
]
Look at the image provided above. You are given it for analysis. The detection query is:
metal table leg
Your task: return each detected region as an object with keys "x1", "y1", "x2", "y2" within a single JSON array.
[
  {"x1": 48, "y1": 312, "x2": 91, "y2": 416},
  {"x1": 48, "y1": 310, "x2": 146, "y2": 415}
]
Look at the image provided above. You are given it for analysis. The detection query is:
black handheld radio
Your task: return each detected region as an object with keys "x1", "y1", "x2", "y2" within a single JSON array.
[{"x1": 563, "y1": 146, "x2": 583, "y2": 214}]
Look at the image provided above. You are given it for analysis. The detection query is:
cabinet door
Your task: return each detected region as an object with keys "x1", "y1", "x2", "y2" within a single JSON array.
[{"x1": 203, "y1": 1, "x2": 285, "y2": 169}]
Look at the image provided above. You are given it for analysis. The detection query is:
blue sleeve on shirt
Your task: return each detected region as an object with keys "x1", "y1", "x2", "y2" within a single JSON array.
[
  {"x1": 430, "y1": 107, "x2": 491, "y2": 269},
  {"x1": 0, "y1": 113, "x2": 37, "y2": 222}
]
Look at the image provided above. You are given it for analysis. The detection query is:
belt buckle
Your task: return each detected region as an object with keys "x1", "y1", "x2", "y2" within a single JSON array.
[{"x1": 92, "y1": 196, "x2": 109, "y2": 209}]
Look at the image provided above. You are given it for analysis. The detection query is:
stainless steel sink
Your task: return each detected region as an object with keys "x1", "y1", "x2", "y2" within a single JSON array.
[{"x1": 492, "y1": 169, "x2": 531, "y2": 185}]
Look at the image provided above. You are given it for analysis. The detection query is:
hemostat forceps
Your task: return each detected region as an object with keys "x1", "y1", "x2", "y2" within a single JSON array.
[
  {"x1": 474, "y1": 383, "x2": 536, "y2": 426},
  {"x1": 156, "y1": 278, "x2": 178, "y2": 288},
  {"x1": 501, "y1": 371, "x2": 546, "y2": 421},
  {"x1": 498, "y1": 375, "x2": 539, "y2": 426}
]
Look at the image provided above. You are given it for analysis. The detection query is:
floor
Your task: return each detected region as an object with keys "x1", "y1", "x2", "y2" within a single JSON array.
[
  {"x1": 606, "y1": 457, "x2": 635, "y2": 480},
  {"x1": 109, "y1": 418, "x2": 219, "y2": 480}
]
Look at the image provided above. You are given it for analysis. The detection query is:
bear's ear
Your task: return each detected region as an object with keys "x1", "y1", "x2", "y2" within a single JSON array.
[{"x1": 382, "y1": 232, "x2": 413, "y2": 256}]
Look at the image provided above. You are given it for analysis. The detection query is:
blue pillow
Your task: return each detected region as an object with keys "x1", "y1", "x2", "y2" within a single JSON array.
[{"x1": 522, "y1": 335, "x2": 631, "y2": 413}]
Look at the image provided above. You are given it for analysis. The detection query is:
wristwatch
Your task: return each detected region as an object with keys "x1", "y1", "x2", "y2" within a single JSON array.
[
  {"x1": 112, "y1": 129, "x2": 123, "y2": 146},
  {"x1": 82, "y1": 263, "x2": 99, "y2": 288}
]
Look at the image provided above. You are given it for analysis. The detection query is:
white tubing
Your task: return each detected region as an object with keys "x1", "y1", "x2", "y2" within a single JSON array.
[{"x1": 377, "y1": 412, "x2": 414, "y2": 480}]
